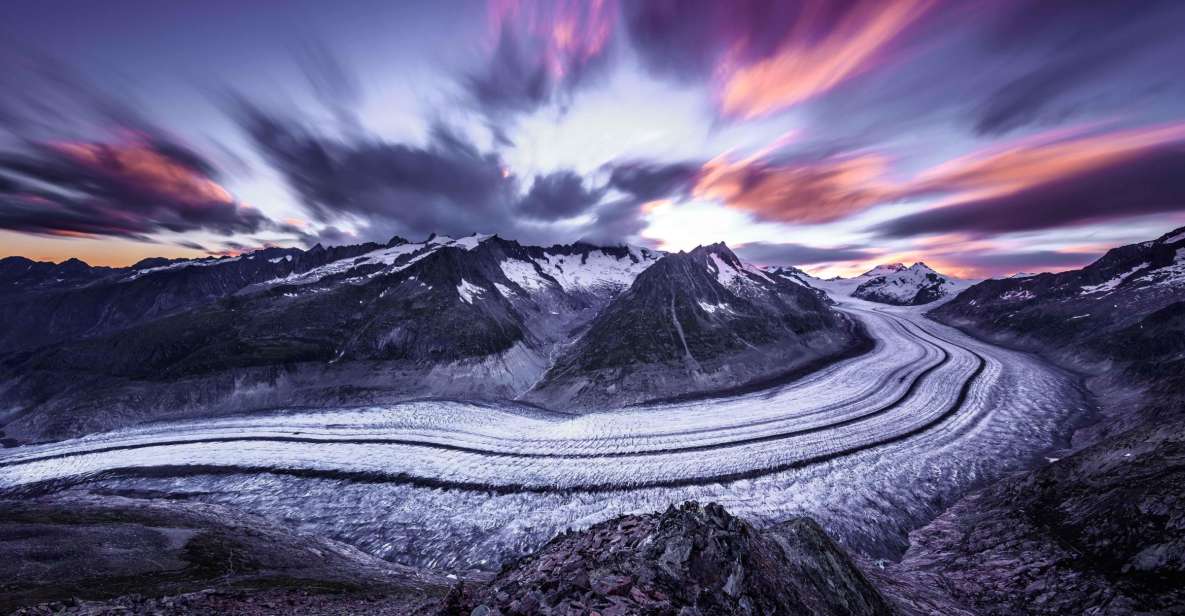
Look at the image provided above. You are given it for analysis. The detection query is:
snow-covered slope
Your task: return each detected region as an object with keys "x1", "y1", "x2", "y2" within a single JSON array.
[{"x1": 812, "y1": 262, "x2": 973, "y2": 306}]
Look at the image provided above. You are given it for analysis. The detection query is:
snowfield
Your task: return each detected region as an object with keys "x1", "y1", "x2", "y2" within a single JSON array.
[{"x1": 0, "y1": 296, "x2": 1090, "y2": 569}]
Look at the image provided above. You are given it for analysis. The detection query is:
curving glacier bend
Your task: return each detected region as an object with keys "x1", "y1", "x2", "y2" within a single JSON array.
[{"x1": 0, "y1": 297, "x2": 1091, "y2": 568}]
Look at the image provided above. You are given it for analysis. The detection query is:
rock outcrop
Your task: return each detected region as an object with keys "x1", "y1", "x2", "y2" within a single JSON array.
[{"x1": 452, "y1": 501, "x2": 893, "y2": 616}]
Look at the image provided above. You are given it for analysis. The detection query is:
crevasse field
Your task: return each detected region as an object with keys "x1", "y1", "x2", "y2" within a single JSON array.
[{"x1": 0, "y1": 297, "x2": 1091, "y2": 570}]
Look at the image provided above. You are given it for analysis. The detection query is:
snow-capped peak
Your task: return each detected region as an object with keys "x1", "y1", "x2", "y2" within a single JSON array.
[
  {"x1": 450, "y1": 233, "x2": 494, "y2": 251},
  {"x1": 860, "y1": 263, "x2": 908, "y2": 278}
]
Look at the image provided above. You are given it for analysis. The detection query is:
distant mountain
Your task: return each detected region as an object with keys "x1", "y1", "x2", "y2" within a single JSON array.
[
  {"x1": 0, "y1": 241, "x2": 384, "y2": 351},
  {"x1": 0, "y1": 236, "x2": 865, "y2": 442},
  {"x1": 527, "y1": 243, "x2": 866, "y2": 409},
  {"x1": 851, "y1": 262, "x2": 971, "y2": 306},
  {"x1": 809, "y1": 262, "x2": 972, "y2": 306}
]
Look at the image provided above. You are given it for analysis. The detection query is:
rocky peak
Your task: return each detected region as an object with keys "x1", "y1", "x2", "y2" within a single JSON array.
[{"x1": 454, "y1": 501, "x2": 891, "y2": 616}]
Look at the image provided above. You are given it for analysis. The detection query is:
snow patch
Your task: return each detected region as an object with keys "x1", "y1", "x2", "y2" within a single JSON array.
[
  {"x1": 457, "y1": 279, "x2": 485, "y2": 304},
  {"x1": 451, "y1": 234, "x2": 492, "y2": 251},
  {"x1": 1080, "y1": 262, "x2": 1147, "y2": 295},
  {"x1": 1000, "y1": 289, "x2": 1034, "y2": 302},
  {"x1": 709, "y1": 254, "x2": 745, "y2": 288},
  {"x1": 697, "y1": 301, "x2": 732, "y2": 314}
]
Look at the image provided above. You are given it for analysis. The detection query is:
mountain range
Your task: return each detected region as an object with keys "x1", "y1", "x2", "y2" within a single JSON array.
[
  {"x1": 3, "y1": 226, "x2": 1185, "y2": 614},
  {"x1": 0, "y1": 234, "x2": 866, "y2": 442}
]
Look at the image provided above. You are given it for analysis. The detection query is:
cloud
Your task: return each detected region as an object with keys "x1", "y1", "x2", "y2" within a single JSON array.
[
  {"x1": 694, "y1": 151, "x2": 894, "y2": 224},
  {"x1": 735, "y1": 242, "x2": 878, "y2": 266},
  {"x1": 464, "y1": 0, "x2": 617, "y2": 116},
  {"x1": 518, "y1": 171, "x2": 605, "y2": 221},
  {"x1": 232, "y1": 95, "x2": 650, "y2": 246},
  {"x1": 0, "y1": 137, "x2": 269, "y2": 241},
  {"x1": 606, "y1": 160, "x2": 700, "y2": 201},
  {"x1": 875, "y1": 143, "x2": 1185, "y2": 238},
  {"x1": 972, "y1": 1, "x2": 1185, "y2": 135},
  {"x1": 718, "y1": 0, "x2": 932, "y2": 118},
  {"x1": 939, "y1": 249, "x2": 1100, "y2": 271},
  {"x1": 621, "y1": 0, "x2": 933, "y2": 118},
  {"x1": 0, "y1": 49, "x2": 281, "y2": 244}
]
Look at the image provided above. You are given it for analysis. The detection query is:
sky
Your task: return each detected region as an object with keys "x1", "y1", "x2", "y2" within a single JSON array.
[{"x1": 2, "y1": 0, "x2": 1184, "y2": 278}]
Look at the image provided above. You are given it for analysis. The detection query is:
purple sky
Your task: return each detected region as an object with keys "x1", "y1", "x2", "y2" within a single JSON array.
[{"x1": 2, "y1": 0, "x2": 1184, "y2": 277}]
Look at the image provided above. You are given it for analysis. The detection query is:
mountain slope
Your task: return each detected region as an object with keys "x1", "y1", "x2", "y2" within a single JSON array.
[
  {"x1": 0, "y1": 235, "x2": 667, "y2": 441},
  {"x1": 930, "y1": 225, "x2": 1185, "y2": 436},
  {"x1": 527, "y1": 243, "x2": 867, "y2": 409},
  {"x1": 0, "y1": 242, "x2": 386, "y2": 351}
]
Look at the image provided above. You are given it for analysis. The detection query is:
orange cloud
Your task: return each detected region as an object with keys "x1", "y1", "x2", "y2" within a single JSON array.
[
  {"x1": 910, "y1": 123, "x2": 1185, "y2": 200},
  {"x1": 692, "y1": 150, "x2": 895, "y2": 224},
  {"x1": 50, "y1": 141, "x2": 234, "y2": 206},
  {"x1": 719, "y1": 0, "x2": 932, "y2": 118}
]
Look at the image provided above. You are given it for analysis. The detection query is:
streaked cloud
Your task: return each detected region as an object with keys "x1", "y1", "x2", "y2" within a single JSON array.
[{"x1": 718, "y1": 0, "x2": 933, "y2": 118}]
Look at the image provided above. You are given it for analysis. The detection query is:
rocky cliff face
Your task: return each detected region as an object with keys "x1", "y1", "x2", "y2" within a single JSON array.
[
  {"x1": 526, "y1": 243, "x2": 867, "y2": 409},
  {"x1": 3, "y1": 497, "x2": 934, "y2": 615}
]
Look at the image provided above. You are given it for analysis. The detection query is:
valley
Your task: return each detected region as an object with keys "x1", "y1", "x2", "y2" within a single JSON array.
[{"x1": 0, "y1": 296, "x2": 1089, "y2": 571}]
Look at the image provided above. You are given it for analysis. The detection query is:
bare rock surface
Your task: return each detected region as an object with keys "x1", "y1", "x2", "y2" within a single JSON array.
[{"x1": 451, "y1": 501, "x2": 894, "y2": 616}]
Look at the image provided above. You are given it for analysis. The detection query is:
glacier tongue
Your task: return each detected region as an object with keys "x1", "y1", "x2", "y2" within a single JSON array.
[{"x1": 0, "y1": 298, "x2": 1088, "y2": 571}]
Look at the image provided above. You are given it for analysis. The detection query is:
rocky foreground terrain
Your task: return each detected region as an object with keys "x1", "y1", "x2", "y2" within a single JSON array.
[{"x1": 4, "y1": 498, "x2": 903, "y2": 615}]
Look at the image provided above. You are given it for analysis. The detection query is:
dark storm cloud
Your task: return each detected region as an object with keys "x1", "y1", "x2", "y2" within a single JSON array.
[
  {"x1": 175, "y1": 240, "x2": 208, "y2": 251},
  {"x1": 735, "y1": 242, "x2": 877, "y2": 266},
  {"x1": 232, "y1": 96, "x2": 648, "y2": 246},
  {"x1": 621, "y1": 0, "x2": 865, "y2": 82},
  {"x1": 606, "y1": 160, "x2": 700, "y2": 201},
  {"x1": 518, "y1": 171, "x2": 605, "y2": 221},
  {"x1": 234, "y1": 100, "x2": 511, "y2": 238},
  {"x1": 465, "y1": 27, "x2": 552, "y2": 115},
  {"x1": 874, "y1": 144, "x2": 1185, "y2": 238},
  {"x1": 938, "y1": 249, "x2": 1100, "y2": 271},
  {"x1": 973, "y1": 1, "x2": 1185, "y2": 135}
]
